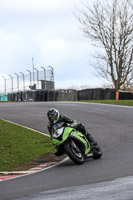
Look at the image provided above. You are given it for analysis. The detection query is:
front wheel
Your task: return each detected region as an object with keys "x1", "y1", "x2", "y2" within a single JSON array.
[{"x1": 64, "y1": 141, "x2": 84, "y2": 165}]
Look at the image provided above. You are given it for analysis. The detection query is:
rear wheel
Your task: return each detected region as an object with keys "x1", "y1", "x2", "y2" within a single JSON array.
[
  {"x1": 64, "y1": 140, "x2": 84, "y2": 165},
  {"x1": 92, "y1": 144, "x2": 102, "y2": 159}
]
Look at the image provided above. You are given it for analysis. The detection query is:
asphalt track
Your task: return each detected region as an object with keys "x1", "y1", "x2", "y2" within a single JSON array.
[{"x1": 0, "y1": 102, "x2": 133, "y2": 200}]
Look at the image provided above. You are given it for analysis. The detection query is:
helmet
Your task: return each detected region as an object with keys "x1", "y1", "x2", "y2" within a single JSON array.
[{"x1": 47, "y1": 108, "x2": 59, "y2": 124}]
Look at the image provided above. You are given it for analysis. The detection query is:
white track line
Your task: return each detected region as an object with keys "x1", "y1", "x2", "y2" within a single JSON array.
[{"x1": 0, "y1": 118, "x2": 49, "y2": 137}]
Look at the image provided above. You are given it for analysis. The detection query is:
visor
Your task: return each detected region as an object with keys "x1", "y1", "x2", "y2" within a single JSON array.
[{"x1": 49, "y1": 114, "x2": 56, "y2": 122}]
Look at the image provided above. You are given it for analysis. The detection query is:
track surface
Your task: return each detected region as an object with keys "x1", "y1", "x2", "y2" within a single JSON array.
[{"x1": 0, "y1": 102, "x2": 133, "y2": 200}]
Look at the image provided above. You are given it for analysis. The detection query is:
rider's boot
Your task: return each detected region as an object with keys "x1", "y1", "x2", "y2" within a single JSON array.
[
  {"x1": 76, "y1": 123, "x2": 97, "y2": 146},
  {"x1": 86, "y1": 132, "x2": 97, "y2": 146}
]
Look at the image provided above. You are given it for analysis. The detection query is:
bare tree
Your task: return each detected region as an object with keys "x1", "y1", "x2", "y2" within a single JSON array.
[{"x1": 77, "y1": 0, "x2": 133, "y2": 90}]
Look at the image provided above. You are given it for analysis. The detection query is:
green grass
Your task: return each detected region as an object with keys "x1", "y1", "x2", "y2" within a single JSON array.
[
  {"x1": 78, "y1": 100, "x2": 133, "y2": 106},
  {"x1": 0, "y1": 120, "x2": 55, "y2": 171}
]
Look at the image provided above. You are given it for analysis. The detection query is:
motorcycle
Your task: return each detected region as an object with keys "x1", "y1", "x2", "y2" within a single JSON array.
[{"x1": 51, "y1": 121, "x2": 102, "y2": 165}]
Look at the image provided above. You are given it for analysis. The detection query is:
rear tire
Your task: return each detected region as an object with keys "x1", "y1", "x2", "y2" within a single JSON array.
[
  {"x1": 64, "y1": 141, "x2": 84, "y2": 165},
  {"x1": 92, "y1": 144, "x2": 102, "y2": 159}
]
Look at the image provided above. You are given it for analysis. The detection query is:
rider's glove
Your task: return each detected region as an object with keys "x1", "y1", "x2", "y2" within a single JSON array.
[{"x1": 70, "y1": 122, "x2": 78, "y2": 128}]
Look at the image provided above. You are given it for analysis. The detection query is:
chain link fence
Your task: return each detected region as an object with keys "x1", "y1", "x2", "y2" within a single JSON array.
[{"x1": 0, "y1": 68, "x2": 54, "y2": 94}]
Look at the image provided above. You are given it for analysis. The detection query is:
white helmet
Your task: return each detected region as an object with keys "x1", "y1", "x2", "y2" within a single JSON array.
[{"x1": 47, "y1": 108, "x2": 59, "y2": 124}]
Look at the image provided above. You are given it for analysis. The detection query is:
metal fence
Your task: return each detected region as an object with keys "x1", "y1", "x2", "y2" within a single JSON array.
[{"x1": 0, "y1": 67, "x2": 54, "y2": 94}]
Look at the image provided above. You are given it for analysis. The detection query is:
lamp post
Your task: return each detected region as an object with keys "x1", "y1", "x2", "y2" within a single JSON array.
[
  {"x1": 14, "y1": 73, "x2": 19, "y2": 92},
  {"x1": 2, "y1": 76, "x2": 6, "y2": 94},
  {"x1": 34, "y1": 67, "x2": 39, "y2": 89},
  {"x1": 9, "y1": 75, "x2": 13, "y2": 94},
  {"x1": 41, "y1": 66, "x2": 46, "y2": 90},
  {"x1": 20, "y1": 72, "x2": 25, "y2": 92},
  {"x1": 27, "y1": 70, "x2": 32, "y2": 88}
]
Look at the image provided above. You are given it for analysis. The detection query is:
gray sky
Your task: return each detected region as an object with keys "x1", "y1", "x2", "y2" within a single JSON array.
[{"x1": 0, "y1": 0, "x2": 103, "y2": 90}]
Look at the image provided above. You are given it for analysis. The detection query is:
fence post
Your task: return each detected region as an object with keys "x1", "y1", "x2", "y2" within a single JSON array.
[
  {"x1": 14, "y1": 73, "x2": 19, "y2": 92},
  {"x1": 27, "y1": 70, "x2": 32, "y2": 87},
  {"x1": 20, "y1": 72, "x2": 25, "y2": 92},
  {"x1": 2, "y1": 76, "x2": 6, "y2": 94},
  {"x1": 34, "y1": 67, "x2": 39, "y2": 89},
  {"x1": 9, "y1": 75, "x2": 13, "y2": 94},
  {"x1": 41, "y1": 66, "x2": 46, "y2": 90}
]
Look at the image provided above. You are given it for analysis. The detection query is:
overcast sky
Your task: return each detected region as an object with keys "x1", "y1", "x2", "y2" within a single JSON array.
[{"x1": 0, "y1": 0, "x2": 104, "y2": 90}]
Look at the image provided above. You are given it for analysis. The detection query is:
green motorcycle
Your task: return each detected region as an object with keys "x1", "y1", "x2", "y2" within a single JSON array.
[{"x1": 51, "y1": 122, "x2": 102, "y2": 165}]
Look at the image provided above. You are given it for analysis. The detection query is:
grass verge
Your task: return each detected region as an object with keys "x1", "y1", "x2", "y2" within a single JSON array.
[
  {"x1": 78, "y1": 100, "x2": 133, "y2": 106},
  {"x1": 0, "y1": 120, "x2": 56, "y2": 171}
]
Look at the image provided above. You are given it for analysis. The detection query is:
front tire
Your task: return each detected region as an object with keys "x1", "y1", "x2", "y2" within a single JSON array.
[{"x1": 64, "y1": 141, "x2": 84, "y2": 165}]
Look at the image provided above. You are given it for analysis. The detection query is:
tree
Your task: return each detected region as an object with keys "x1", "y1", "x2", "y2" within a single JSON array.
[{"x1": 77, "y1": 0, "x2": 133, "y2": 90}]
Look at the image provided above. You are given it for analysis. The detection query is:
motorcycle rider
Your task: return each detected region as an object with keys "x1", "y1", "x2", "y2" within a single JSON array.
[{"x1": 47, "y1": 108, "x2": 97, "y2": 156}]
